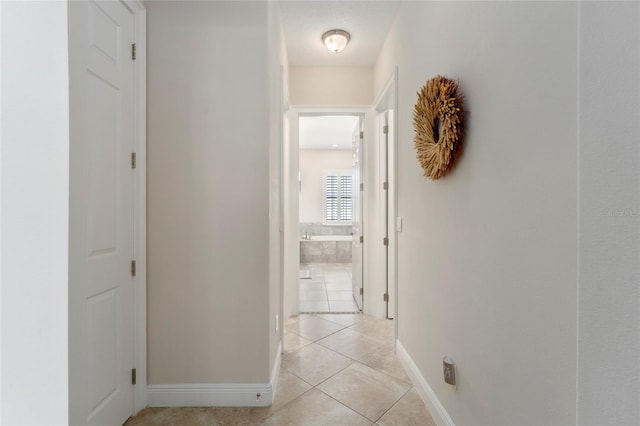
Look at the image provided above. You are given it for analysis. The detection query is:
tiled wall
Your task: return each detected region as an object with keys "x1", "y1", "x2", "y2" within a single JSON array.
[{"x1": 300, "y1": 241, "x2": 352, "y2": 263}]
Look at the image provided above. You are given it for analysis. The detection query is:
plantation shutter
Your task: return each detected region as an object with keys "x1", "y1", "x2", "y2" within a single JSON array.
[
  {"x1": 325, "y1": 175, "x2": 338, "y2": 221},
  {"x1": 340, "y1": 175, "x2": 353, "y2": 221},
  {"x1": 323, "y1": 170, "x2": 353, "y2": 224}
]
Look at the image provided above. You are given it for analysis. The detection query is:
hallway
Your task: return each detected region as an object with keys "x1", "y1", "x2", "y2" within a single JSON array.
[{"x1": 127, "y1": 314, "x2": 434, "y2": 425}]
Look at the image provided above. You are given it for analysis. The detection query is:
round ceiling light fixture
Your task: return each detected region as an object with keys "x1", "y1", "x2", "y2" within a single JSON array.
[{"x1": 322, "y1": 29, "x2": 350, "y2": 53}]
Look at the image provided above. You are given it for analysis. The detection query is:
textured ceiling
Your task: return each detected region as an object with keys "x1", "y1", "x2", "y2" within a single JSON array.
[
  {"x1": 279, "y1": 1, "x2": 400, "y2": 66},
  {"x1": 299, "y1": 116, "x2": 360, "y2": 150}
]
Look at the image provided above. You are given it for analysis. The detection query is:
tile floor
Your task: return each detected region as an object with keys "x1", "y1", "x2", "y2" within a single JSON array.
[
  {"x1": 126, "y1": 313, "x2": 436, "y2": 425},
  {"x1": 299, "y1": 263, "x2": 359, "y2": 313}
]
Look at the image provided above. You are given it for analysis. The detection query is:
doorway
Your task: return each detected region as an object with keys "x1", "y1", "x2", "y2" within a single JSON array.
[{"x1": 297, "y1": 114, "x2": 364, "y2": 313}]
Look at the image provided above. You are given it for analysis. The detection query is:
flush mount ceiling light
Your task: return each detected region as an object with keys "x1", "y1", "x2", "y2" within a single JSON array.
[{"x1": 322, "y1": 29, "x2": 350, "y2": 53}]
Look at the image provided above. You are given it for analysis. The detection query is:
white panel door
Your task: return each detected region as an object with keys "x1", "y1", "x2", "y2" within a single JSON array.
[
  {"x1": 378, "y1": 111, "x2": 390, "y2": 319},
  {"x1": 352, "y1": 118, "x2": 364, "y2": 310},
  {"x1": 69, "y1": 1, "x2": 136, "y2": 425}
]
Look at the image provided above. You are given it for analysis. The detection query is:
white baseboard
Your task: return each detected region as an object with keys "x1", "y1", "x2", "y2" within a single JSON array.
[
  {"x1": 270, "y1": 340, "x2": 283, "y2": 403},
  {"x1": 148, "y1": 340, "x2": 283, "y2": 408},
  {"x1": 396, "y1": 340, "x2": 455, "y2": 426},
  {"x1": 147, "y1": 383, "x2": 273, "y2": 407}
]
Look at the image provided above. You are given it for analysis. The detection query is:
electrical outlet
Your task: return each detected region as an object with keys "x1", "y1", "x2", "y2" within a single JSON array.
[
  {"x1": 443, "y1": 357, "x2": 456, "y2": 386},
  {"x1": 275, "y1": 314, "x2": 279, "y2": 332}
]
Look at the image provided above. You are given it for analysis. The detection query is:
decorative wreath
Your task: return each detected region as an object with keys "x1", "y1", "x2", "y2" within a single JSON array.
[{"x1": 413, "y1": 76, "x2": 466, "y2": 180}]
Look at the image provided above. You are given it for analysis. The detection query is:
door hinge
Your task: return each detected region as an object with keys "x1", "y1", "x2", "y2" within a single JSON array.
[
  {"x1": 131, "y1": 152, "x2": 137, "y2": 169},
  {"x1": 383, "y1": 293, "x2": 389, "y2": 302},
  {"x1": 359, "y1": 288, "x2": 363, "y2": 296},
  {"x1": 360, "y1": 183, "x2": 364, "y2": 191},
  {"x1": 131, "y1": 368, "x2": 137, "y2": 385},
  {"x1": 383, "y1": 125, "x2": 389, "y2": 135},
  {"x1": 131, "y1": 260, "x2": 137, "y2": 277},
  {"x1": 359, "y1": 235, "x2": 364, "y2": 243},
  {"x1": 383, "y1": 182, "x2": 388, "y2": 190},
  {"x1": 359, "y1": 131, "x2": 364, "y2": 139},
  {"x1": 383, "y1": 237, "x2": 389, "y2": 246},
  {"x1": 132, "y1": 43, "x2": 137, "y2": 60}
]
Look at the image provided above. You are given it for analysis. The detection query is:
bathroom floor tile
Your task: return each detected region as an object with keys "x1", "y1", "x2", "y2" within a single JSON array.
[
  {"x1": 329, "y1": 300, "x2": 359, "y2": 312},
  {"x1": 299, "y1": 301, "x2": 329, "y2": 313},
  {"x1": 299, "y1": 289, "x2": 328, "y2": 301},
  {"x1": 298, "y1": 281, "x2": 325, "y2": 292},
  {"x1": 298, "y1": 262, "x2": 356, "y2": 313},
  {"x1": 327, "y1": 291, "x2": 355, "y2": 301},
  {"x1": 325, "y1": 281, "x2": 352, "y2": 291},
  {"x1": 317, "y1": 362, "x2": 411, "y2": 422},
  {"x1": 324, "y1": 273, "x2": 351, "y2": 283},
  {"x1": 282, "y1": 343, "x2": 353, "y2": 385},
  {"x1": 262, "y1": 389, "x2": 371, "y2": 426},
  {"x1": 376, "y1": 388, "x2": 436, "y2": 426}
]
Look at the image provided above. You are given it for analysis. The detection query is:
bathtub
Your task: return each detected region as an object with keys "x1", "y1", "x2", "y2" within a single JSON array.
[
  {"x1": 303, "y1": 235, "x2": 352, "y2": 242},
  {"x1": 300, "y1": 235, "x2": 352, "y2": 263}
]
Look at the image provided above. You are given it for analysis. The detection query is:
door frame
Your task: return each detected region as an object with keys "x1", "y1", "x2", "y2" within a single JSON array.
[
  {"x1": 129, "y1": 0, "x2": 147, "y2": 414},
  {"x1": 284, "y1": 106, "x2": 371, "y2": 317},
  {"x1": 373, "y1": 68, "x2": 398, "y2": 336}
]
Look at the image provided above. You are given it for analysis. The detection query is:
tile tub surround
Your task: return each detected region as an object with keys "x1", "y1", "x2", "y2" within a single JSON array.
[
  {"x1": 126, "y1": 314, "x2": 436, "y2": 426},
  {"x1": 300, "y1": 239, "x2": 352, "y2": 263},
  {"x1": 300, "y1": 222, "x2": 351, "y2": 237}
]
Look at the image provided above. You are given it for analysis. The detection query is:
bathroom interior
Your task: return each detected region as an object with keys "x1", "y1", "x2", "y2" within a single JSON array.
[{"x1": 298, "y1": 115, "x2": 361, "y2": 313}]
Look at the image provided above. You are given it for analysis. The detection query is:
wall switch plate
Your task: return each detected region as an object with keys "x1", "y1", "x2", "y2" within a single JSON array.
[
  {"x1": 396, "y1": 216, "x2": 403, "y2": 232},
  {"x1": 443, "y1": 357, "x2": 456, "y2": 386},
  {"x1": 275, "y1": 314, "x2": 279, "y2": 332}
]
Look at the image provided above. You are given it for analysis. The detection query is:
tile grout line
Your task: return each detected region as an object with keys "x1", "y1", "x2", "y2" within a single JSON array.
[
  {"x1": 282, "y1": 330, "x2": 411, "y2": 424},
  {"x1": 371, "y1": 385, "x2": 415, "y2": 424},
  {"x1": 314, "y1": 385, "x2": 375, "y2": 424}
]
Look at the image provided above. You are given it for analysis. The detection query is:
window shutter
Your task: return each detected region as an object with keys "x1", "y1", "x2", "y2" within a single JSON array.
[
  {"x1": 323, "y1": 170, "x2": 353, "y2": 225},
  {"x1": 325, "y1": 175, "x2": 338, "y2": 221},
  {"x1": 340, "y1": 175, "x2": 353, "y2": 221}
]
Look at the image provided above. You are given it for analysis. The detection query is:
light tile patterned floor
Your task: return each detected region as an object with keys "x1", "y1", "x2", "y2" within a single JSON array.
[
  {"x1": 299, "y1": 263, "x2": 359, "y2": 313},
  {"x1": 126, "y1": 314, "x2": 436, "y2": 425}
]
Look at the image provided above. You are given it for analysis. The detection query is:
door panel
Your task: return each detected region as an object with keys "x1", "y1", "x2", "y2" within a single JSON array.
[
  {"x1": 70, "y1": 1, "x2": 136, "y2": 425},
  {"x1": 379, "y1": 111, "x2": 390, "y2": 319},
  {"x1": 352, "y1": 118, "x2": 364, "y2": 310}
]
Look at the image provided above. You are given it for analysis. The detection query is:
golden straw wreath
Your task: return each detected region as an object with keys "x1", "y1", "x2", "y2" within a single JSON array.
[{"x1": 413, "y1": 76, "x2": 466, "y2": 180}]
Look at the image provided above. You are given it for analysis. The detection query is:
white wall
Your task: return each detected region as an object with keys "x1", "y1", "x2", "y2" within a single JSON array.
[
  {"x1": 146, "y1": 1, "x2": 271, "y2": 385},
  {"x1": 0, "y1": 1, "x2": 69, "y2": 424},
  {"x1": 283, "y1": 113, "x2": 299, "y2": 320},
  {"x1": 375, "y1": 2, "x2": 578, "y2": 424},
  {"x1": 290, "y1": 67, "x2": 372, "y2": 106},
  {"x1": 299, "y1": 149, "x2": 352, "y2": 223},
  {"x1": 267, "y1": 0, "x2": 289, "y2": 380},
  {"x1": 577, "y1": 3, "x2": 640, "y2": 424}
]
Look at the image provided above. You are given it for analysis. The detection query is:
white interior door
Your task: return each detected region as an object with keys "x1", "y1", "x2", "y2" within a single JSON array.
[
  {"x1": 69, "y1": 1, "x2": 136, "y2": 424},
  {"x1": 379, "y1": 111, "x2": 391, "y2": 319},
  {"x1": 352, "y1": 118, "x2": 364, "y2": 310}
]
